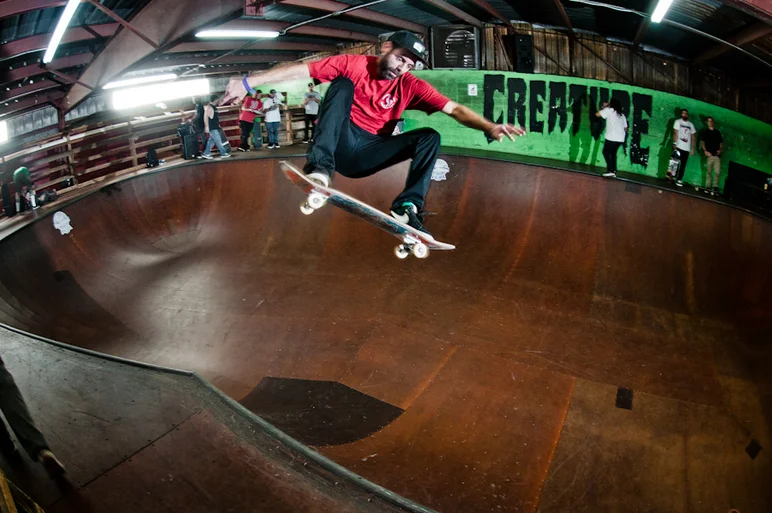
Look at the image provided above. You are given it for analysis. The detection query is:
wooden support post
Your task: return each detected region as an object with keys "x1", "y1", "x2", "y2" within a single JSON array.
[
  {"x1": 285, "y1": 105, "x2": 293, "y2": 145},
  {"x1": 129, "y1": 123, "x2": 138, "y2": 167}
]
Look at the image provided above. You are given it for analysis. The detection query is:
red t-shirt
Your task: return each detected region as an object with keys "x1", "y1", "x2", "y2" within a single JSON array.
[
  {"x1": 308, "y1": 54, "x2": 450, "y2": 136},
  {"x1": 239, "y1": 97, "x2": 262, "y2": 123}
]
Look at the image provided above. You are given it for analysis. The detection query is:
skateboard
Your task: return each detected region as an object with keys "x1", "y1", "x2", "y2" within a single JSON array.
[
  {"x1": 667, "y1": 150, "x2": 680, "y2": 180},
  {"x1": 280, "y1": 161, "x2": 455, "y2": 259}
]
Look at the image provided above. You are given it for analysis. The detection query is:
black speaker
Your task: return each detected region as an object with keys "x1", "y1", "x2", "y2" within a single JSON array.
[
  {"x1": 182, "y1": 134, "x2": 199, "y2": 159},
  {"x1": 505, "y1": 34, "x2": 534, "y2": 73},
  {"x1": 725, "y1": 161, "x2": 770, "y2": 207}
]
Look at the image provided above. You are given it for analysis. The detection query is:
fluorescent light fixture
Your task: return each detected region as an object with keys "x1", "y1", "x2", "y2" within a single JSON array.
[
  {"x1": 103, "y1": 73, "x2": 178, "y2": 90},
  {"x1": 112, "y1": 78, "x2": 210, "y2": 110},
  {"x1": 43, "y1": 0, "x2": 82, "y2": 63},
  {"x1": 651, "y1": 0, "x2": 674, "y2": 23},
  {"x1": 195, "y1": 29, "x2": 280, "y2": 39},
  {"x1": 0, "y1": 121, "x2": 8, "y2": 143}
]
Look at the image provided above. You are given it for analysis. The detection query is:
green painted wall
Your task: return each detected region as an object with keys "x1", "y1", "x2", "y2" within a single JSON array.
[{"x1": 401, "y1": 71, "x2": 772, "y2": 185}]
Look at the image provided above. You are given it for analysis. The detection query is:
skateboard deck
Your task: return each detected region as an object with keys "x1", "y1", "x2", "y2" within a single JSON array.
[{"x1": 280, "y1": 161, "x2": 455, "y2": 259}]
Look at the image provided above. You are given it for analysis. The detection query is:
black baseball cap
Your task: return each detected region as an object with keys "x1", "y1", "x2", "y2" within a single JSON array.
[{"x1": 387, "y1": 30, "x2": 429, "y2": 69}]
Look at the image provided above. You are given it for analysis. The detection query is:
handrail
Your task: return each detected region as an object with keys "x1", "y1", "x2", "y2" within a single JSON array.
[{"x1": 0, "y1": 102, "x2": 311, "y2": 215}]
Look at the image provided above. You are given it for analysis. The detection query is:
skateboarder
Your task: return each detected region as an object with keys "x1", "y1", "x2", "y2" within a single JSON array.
[{"x1": 222, "y1": 30, "x2": 525, "y2": 236}]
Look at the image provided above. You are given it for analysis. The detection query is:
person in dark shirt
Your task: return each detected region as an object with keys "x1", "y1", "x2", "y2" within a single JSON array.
[{"x1": 699, "y1": 116, "x2": 724, "y2": 196}]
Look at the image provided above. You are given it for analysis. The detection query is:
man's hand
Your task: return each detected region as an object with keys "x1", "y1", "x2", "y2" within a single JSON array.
[
  {"x1": 705, "y1": 151, "x2": 711, "y2": 157},
  {"x1": 221, "y1": 77, "x2": 248, "y2": 106},
  {"x1": 487, "y1": 124, "x2": 526, "y2": 142}
]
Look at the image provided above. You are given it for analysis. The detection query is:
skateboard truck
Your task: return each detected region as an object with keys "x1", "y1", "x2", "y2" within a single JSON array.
[
  {"x1": 395, "y1": 236, "x2": 429, "y2": 259},
  {"x1": 300, "y1": 191, "x2": 327, "y2": 215},
  {"x1": 299, "y1": 193, "x2": 430, "y2": 259},
  {"x1": 282, "y1": 161, "x2": 454, "y2": 260}
]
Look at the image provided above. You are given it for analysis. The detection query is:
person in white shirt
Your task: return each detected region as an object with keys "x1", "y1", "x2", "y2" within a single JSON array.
[
  {"x1": 672, "y1": 108, "x2": 696, "y2": 186},
  {"x1": 303, "y1": 83, "x2": 322, "y2": 143},
  {"x1": 595, "y1": 98, "x2": 628, "y2": 178},
  {"x1": 262, "y1": 89, "x2": 282, "y2": 149}
]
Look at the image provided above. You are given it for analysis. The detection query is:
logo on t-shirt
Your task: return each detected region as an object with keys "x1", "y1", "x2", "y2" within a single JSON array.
[{"x1": 379, "y1": 94, "x2": 397, "y2": 110}]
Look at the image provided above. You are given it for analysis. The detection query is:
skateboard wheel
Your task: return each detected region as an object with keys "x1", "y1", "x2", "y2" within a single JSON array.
[
  {"x1": 412, "y1": 243, "x2": 429, "y2": 259},
  {"x1": 308, "y1": 192, "x2": 326, "y2": 209},
  {"x1": 300, "y1": 203, "x2": 314, "y2": 215},
  {"x1": 395, "y1": 245, "x2": 410, "y2": 259}
]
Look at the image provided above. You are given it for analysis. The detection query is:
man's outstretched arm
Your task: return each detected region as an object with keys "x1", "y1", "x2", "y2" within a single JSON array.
[
  {"x1": 442, "y1": 101, "x2": 526, "y2": 142},
  {"x1": 221, "y1": 63, "x2": 312, "y2": 105}
]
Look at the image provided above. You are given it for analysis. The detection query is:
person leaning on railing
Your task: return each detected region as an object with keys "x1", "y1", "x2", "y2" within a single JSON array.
[{"x1": 12, "y1": 167, "x2": 37, "y2": 213}]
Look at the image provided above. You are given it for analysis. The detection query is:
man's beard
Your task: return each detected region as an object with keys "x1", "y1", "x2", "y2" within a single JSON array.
[{"x1": 379, "y1": 57, "x2": 397, "y2": 80}]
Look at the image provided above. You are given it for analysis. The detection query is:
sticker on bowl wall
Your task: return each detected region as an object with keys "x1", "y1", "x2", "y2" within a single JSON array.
[
  {"x1": 53, "y1": 212, "x2": 73, "y2": 235},
  {"x1": 431, "y1": 159, "x2": 450, "y2": 181}
]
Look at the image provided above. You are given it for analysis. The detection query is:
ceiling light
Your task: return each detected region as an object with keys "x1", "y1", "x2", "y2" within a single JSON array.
[
  {"x1": 103, "y1": 73, "x2": 178, "y2": 90},
  {"x1": 195, "y1": 30, "x2": 280, "y2": 39},
  {"x1": 43, "y1": 0, "x2": 82, "y2": 63},
  {"x1": 112, "y1": 78, "x2": 210, "y2": 110},
  {"x1": 651, "y1": 0, "x2": 674, "y2": 23}
]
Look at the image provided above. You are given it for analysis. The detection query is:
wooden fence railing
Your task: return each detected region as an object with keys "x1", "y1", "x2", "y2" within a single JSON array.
[{"x1": 0, "y1": 102, "x2": 310, "y2": 215}]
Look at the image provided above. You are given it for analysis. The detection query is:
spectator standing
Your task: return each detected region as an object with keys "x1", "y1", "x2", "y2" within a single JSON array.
[
  {"x1": 303, "y1": 83, "x2": 322, "y2": 143},
  {"x1": 699, "y1": 116, "x2": 724, "y2": 196},
  {"x1": 200, "y1": 95, "x2": 231, "y2": 160},
  {"x1": 595, "y1": 98, "x2": 628, "y2": 178},
  {"x1": 12, "y1": 167, "x2": 37, "y2": 212},
  {"x1": 262, "y1": 90, "x2": 282, "y2": 149},
  {"x1": 672, "y1": 109, "x2": 696, "y2": 187},
  {"x1": 238, "y1": 91, "x2": 263, "y2": 152}
]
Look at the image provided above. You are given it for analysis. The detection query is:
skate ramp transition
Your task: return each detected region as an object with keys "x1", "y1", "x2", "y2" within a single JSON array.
[{"x1": 0, "y1": 156, "x2": 770, "y2": 512}]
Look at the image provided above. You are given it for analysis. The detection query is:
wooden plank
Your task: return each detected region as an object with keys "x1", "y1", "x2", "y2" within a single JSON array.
[{"x1": 36, "y1": 174, "x2": 74, "y2": 189}]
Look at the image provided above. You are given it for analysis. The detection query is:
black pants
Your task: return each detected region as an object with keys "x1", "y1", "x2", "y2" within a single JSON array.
[
  {"x1": 0, "y1": 356, "x2": 50, "y2": 459},
  {"x1": 602, "y1": 140, "x2": 623, "y2": 173},
  {"x1": 676, "y1": 148, "x2": 690, "y2": 181},
  {"x1": 239, "y1": 120, "x2": 254, "y2": 150},
  {"x1": 304, "y1": 114, "x2": 317, "y2": 141},
  {"x1": 304, "y1": 77, "x2": 441, "y2": 210}
]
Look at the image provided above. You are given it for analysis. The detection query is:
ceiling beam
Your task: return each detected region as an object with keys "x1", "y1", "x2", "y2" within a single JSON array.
[
  {"x1": 0, "y1": 91, "x2": 65, "y2": 119},
  {"x1": 213, "y1": 19, "x2": 380, "y2": 42},
  {"x1": 720, "y1": 0, "x2": 772, "y2": 24},
  {"x1": 0, "y1": 24, "x2": 118, "y2": 61},
  {"x1": 549, "y1": 0, "x2": 575, "y2": 34},
  {"x1": 0, "y1": 0, "x2": 65, "y2": 19},
  {"x1": 0, "y1": 80, "x2": 64, "y2": 103},
  {"x1": 83, "y1": 0, "x2": 159, "y2": 49},
  {"x1": 280, "y1": 0, "x2": 426, "y2": 34},
  {"x1": 166, "y1": 41, "x2": 338, "y2": 54},
  {"x1": 464, "y1": 0, "x2": 514, "y2": 26},
  {"x1": 62, "y1": 0, "x2": 245, "y2": 111},
  {"x1": 417, "y1": 0, "x2": 483, "y2": 28},
  {"x1": 146, "y1": 53, "x2": 300, "y2": 70},
  {"x1": 632, "y1": 18, "x2": 651, "y2": 48},
  {"x1": 692, "y1": 21, "x2": 772, "y2": 64},
  {"x1": 2, "y1": 53, "x2": 93, "y2": 86}
]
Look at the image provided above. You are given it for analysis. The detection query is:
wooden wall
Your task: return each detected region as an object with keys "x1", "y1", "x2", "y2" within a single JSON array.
[{"x1": 481, "y1": 24, "x2": 772, "y2": 124}]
